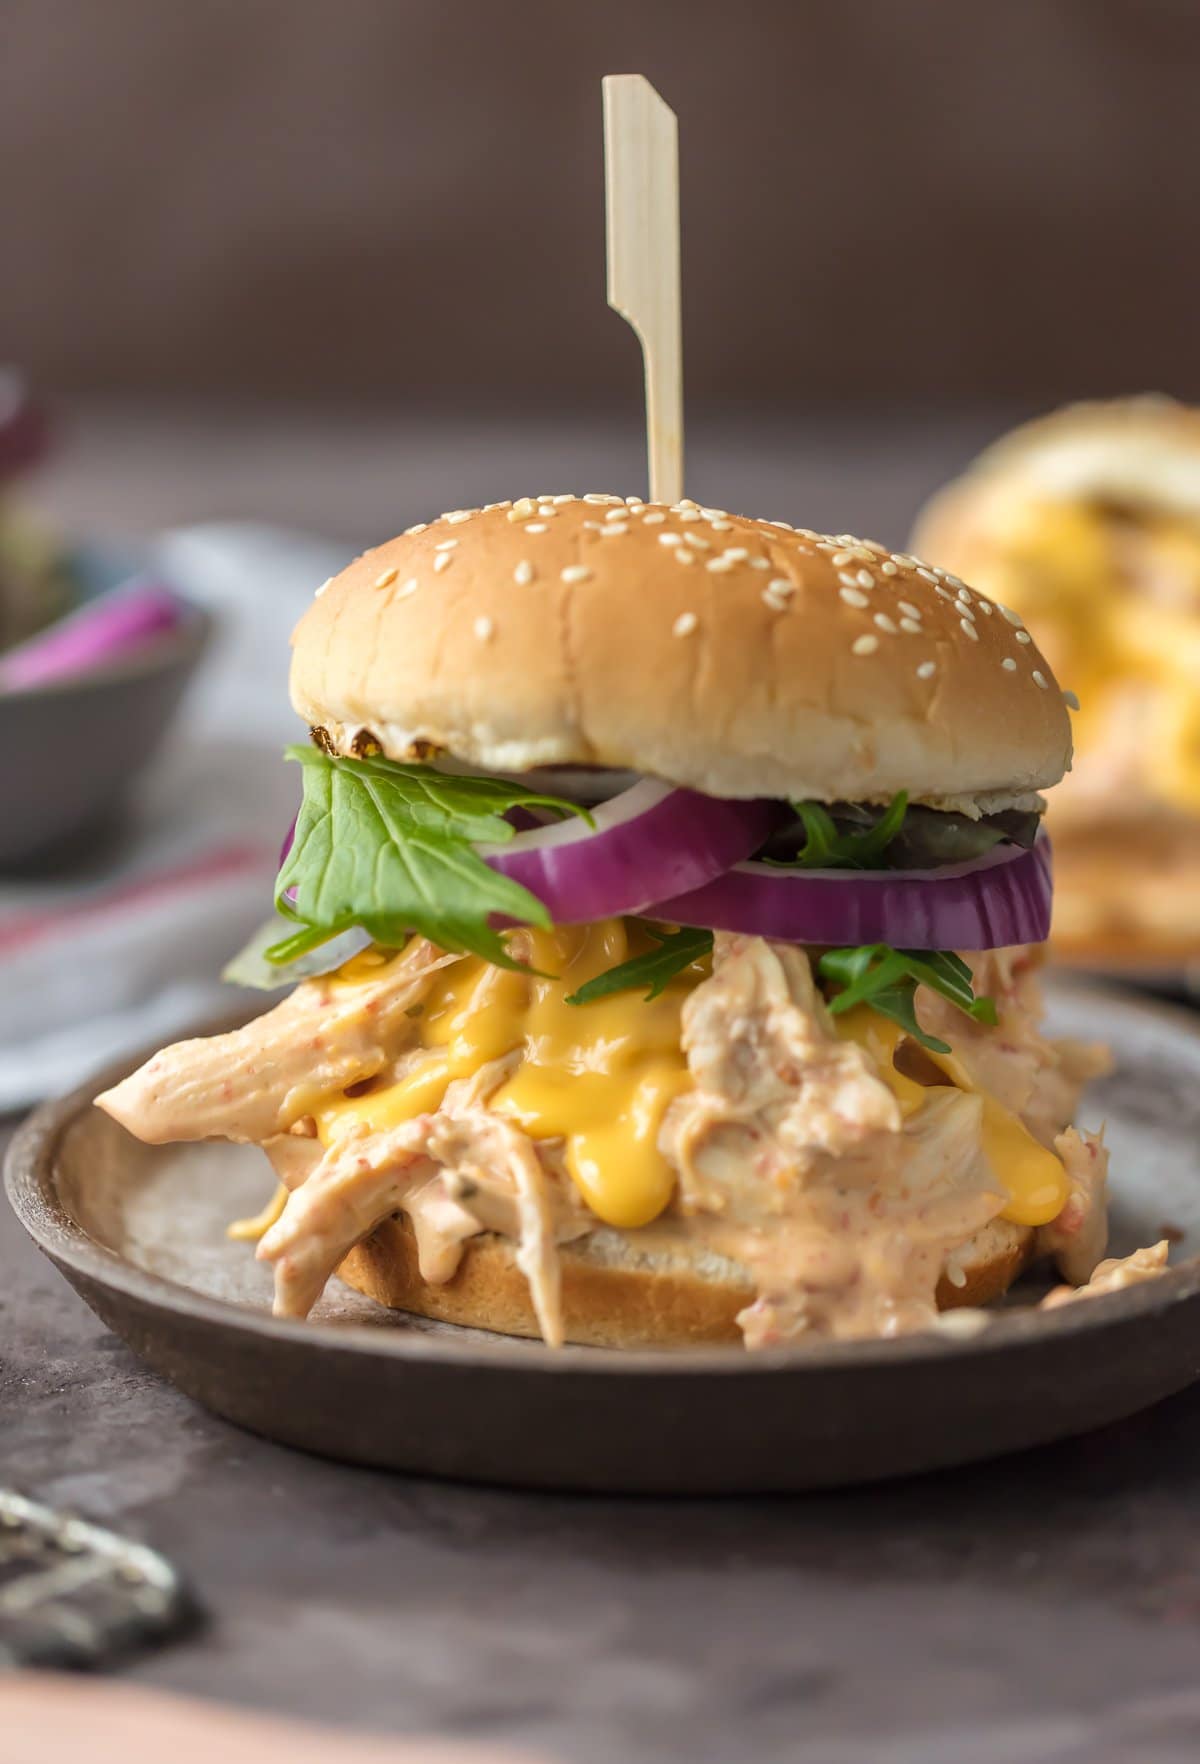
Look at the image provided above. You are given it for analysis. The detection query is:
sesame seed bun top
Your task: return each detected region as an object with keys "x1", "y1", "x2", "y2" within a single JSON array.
[{"x1": 290, "y1": 494, "x2": 1072, "y2": 809}]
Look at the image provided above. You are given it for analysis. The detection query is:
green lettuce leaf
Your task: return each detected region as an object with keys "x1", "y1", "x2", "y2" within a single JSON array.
[{"x1": 271, "y1": 748, "x2": 590, "y2": 970}]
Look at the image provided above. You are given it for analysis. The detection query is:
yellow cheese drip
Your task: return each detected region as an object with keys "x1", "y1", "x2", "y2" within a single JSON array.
[
  {"x1": 317, "y1": 928, "x2": 1066, "y2": 1232},
  {"x1": 317, "y1": 921, "x2": 703, "y2": 1229},
  {"x1": 833, "y1": 1006, "x2": 1067, "y2": 1226}
]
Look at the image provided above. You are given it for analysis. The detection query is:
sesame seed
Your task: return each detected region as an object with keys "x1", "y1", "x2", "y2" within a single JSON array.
[
  {"x1": 673, "y1": 612, "x2": 699, "y2": 637},
  {"x1": 723, "y1": 547, "x2": 749, "y2": 562},
  {"x1": 976, "y1": 598, "x2": 994, "y2": 615},
  {"x1": 851, "y1": 634, "x2": 879, "y2": 656},
  {"x1": 960, "y1": 617, "x2": 979, "y2": 641},
  {"x1": 674, "y1": 549, "x2": 696, "y2": 565},
  {"x1": 625, "y1": 495, "x2": 644, "y2": 506},
  {"x1": 525, "y1": 523, "x2": 547, "y2": 534},
  {"x1": 899, "y1": 618, "x2": 922, "y2": 634},
  {"x1": 943, "y1": 574, "x2": 966, "y2": 591},
  {"x1": 657, "y1": 531, "x2": 682, "y2": 547},
  {"x1": 699, "y1": 507, "x2": 728, "y2": 520},
  {"x1": 677, "y1": 509, "x2": 702, "y2": 523},
  {"x1": 406, "y1": 522, "x2": 428, "y2": 536},
  {"x1": 836, "y1": 534, "x2": 858, "y2": 546},
  {"x1": 398, "y1": 577, "x2": 418, "y2": 599},
  {"x1": 959, "y1": 604, "x2": 977, "y2": 623},
  {"x1": 874, "y1": 613, "x2": 899, "y2": 634},
  {"x1": 434, "y1": 552, "x2": 454, "y2": 574},
  {"x1": 508, "y1": 498, "x2": 537, "y2": 522},
  {"x1": 315, "y1": 576, "x2": 333, "y2": 598},
  {"x1": 642, "y1": 511, "x2": 666, "y2": 525},
  {"x1": 917, "y1": 567, "x2": 939, "y2": 585},
  {"x1": 683, "y1": 532, "x2": 711, "y2": 550},
  {"x1": 955, "y1": 586, "x2": 972, "y2": 605},
  {"x1": 1032, "y1": 669, "x2": 1049, "y2": 689},
  {"x1": 999, "y1": 605, "x2": 1024, "y2": 627},
  {"x1": 831, "y1": 550, "x2": 855, "y2": 568},
  {"x1": 917, "y1": 660, "x2": 937, "y2": 679},
  {"x1": 709, "y1": 519, "x2": 733, "y2": 531},
  {"x1": 561, "y1": 565, "x2": 592, "y2": 584},
  {"x1": 934, "y1": 585, "x2": 956, "y2": 602},
  {"x1": 513, "y1": 560, "x2": 534, "y2": 586},
  {"x1": 706, "y1": 556, "x2": 736, "y2": 573},
  {"x1": 583, "y1": 492, "x2": 620, "y2": 505},
  {"x1": 553, "y1": 494, "x2": 575, "y2": 504},
  {"x1": 445, "y1": 510, "x2": 473, "y2": 525},
  {"x1": 856, "y1": 569, "x2": 875, "y2": 590},
  {"x1": 600, "y1": 523, "x2": 629, "y2": 537},
  {"x1": 750, "y1": 556, "x2": 771, "y2": 570},
  {"x1": 1001, "y1": 657, "x2": 1018, "y2": 671},
  {"x1": 374, "y1": 566, "x2": 398, "y2": 588},
  {"x1": 837, "y1": 571, "x2": 859, "y2": 589},
  {"x1": 536, "y1": 506, "x2": 559, "y2": 519},
  {"x1": 880, "y1": 560, "x2": 899, "y2": 577},
  {"x1": 893, "y1": 553, "x2": 918, "y2": 569},
  {"x1": 762, "y1": 588, "x2": 791, "y2": 611},
  {"x1": 605, "y1": 507, "x2": 627, "y2": 522},
  {"x1": 435, "y1": 539, "x2": 458, "y2": 552},
  {"x1": 1016, "y1": 630, "x2": 1032, "y2": 645},
  {"x1": 771, "y1": 520, "x2": 795, "y2": 531},
  {"x1": 840, "y1": 587, "x2": 870, "y2": 608},
  {"x1": 675, "y1": 498, "x2": 699, "y2": 510},
  {"x1": 474, "y1": 616, "x2": 493, "y2": 641},
  {"x1": 1062, "y1": 688, "x2": 1081, "y2": 709},
  {"x1": 767, "y1": 577, "x2": 796, "y2": 599},
  {"x1": 897, "y1": 600, "x2": 922, "y2": 620}
]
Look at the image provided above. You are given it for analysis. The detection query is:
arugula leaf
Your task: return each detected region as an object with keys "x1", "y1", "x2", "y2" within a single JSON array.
[
  {"x1": 272, "y1": 747, "x2": 591, "y2": 970},
  {"x1": 566, "y1": 924, "x2": 714, "y2": 1005},
  {"x1": 818, "y1": 943, "x2": 997, "y2": 1054},
  {"x1": 773, "y1": 791, "x2": 909, "y2": 870}
]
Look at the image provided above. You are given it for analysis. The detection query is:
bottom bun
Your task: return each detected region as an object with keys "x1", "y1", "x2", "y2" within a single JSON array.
[{"x1": 337, "y1": 1214, "x2": 1035, "y2": 1349}]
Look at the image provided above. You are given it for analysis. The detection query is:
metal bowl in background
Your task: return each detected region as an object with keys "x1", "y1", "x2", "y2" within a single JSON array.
[{"x1": 0, "y1": 547, "x2": 212, "y2": 869}]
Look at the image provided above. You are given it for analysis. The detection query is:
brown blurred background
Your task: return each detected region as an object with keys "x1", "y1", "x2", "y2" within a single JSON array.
[{"x1": 7, "y1": 0, "x2": 1200, "y2": 413}]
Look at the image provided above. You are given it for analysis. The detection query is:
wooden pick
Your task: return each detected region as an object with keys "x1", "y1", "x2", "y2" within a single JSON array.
[{"x1": 602, "y1": 74, "x2": 683, "y2": 506}]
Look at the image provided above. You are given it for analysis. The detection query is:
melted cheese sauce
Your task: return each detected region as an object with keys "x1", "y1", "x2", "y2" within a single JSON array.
[
  {"x1": 833, "y1": 1006, "x2": 1067, "y2": 1225},
  {"x1": 317, "y1": 922, "x2": 703, "y2": 1228},
  {"x1": 315, "y1": 924, "x2": 1067, "y2": 1232}
]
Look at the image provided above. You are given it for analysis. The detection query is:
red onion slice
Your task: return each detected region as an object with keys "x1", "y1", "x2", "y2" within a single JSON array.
[
  {"x1": 480, "y1": 780, "x2": 776, "y2": 924},
  {"x1": 649, "y1": 835, "x2": 1054, "y2": 951}
]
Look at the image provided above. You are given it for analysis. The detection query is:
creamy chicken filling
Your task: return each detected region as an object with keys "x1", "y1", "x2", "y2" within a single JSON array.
[{"x1": 97, "y1": 932, "x2": 1112, "y2": 1348}]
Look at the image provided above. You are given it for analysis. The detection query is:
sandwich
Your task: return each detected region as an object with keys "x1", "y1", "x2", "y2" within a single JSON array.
[
  {"x1": 96, "y1": 493, "x2": 1156, "y2": 1350},
  {"x1": 911, "y1": 396, "x2": 1200, "y2": 968}
]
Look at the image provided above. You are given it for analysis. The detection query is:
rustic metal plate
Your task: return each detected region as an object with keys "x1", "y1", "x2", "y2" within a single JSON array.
[{"x1": 7, "y1": 981, "x2": 1200, "y2": 1493}]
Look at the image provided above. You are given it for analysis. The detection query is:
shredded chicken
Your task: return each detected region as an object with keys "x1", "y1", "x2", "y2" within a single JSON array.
[
  {"x1": 918, "y1": 947, "x2": 1112, "y2": 1148},
  {"x1": 663, "y1": 936, "x2": 1009, "y2": 1344},
  {"x1": 96, "y1": 939, "x2": 458, "y2": 1144},
  {"x1": 256, "y1": 1108, "x2": 567, "y2": 1343},
  {"x1": 97, "y1": 925, "x2": 1128, "y2": 1349},
  {"x1": 1042, "y1": 1239, "x2": 1169, "y2": 1309},
  {"x1": 1036, "y1": 1126, "x2": 1110, "y2": 1284}
]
